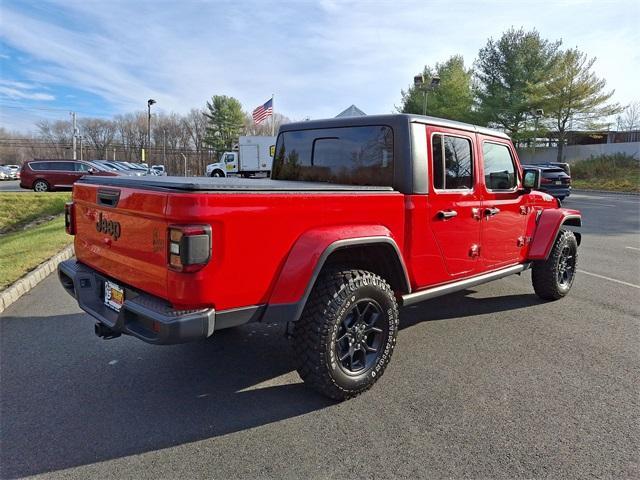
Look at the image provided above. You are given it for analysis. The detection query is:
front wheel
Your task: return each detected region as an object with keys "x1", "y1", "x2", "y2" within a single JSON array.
[
  {"x1": 33, "y1": 180, "x2": 49, "y2": 192},
  {"x1": 532, "y1": 229, "x2": 578, "y2": 300},
  {"x1": 210, "y1": 170, "x2": 224, "y2": 178},
  {"x1": 293, "y1": 268, "x2": 399, "y2": 400}
]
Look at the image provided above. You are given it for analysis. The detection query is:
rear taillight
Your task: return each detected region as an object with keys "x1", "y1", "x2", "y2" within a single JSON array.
[
  {"x1": 64, "y1": 202, "x2": 75, "y2": 235},
  {"x1": 167, "y1": 225, "x2": 212, "y2": 272},
  {"x1": 541, "y1": 177, "x2": 553, "y2": 184}
]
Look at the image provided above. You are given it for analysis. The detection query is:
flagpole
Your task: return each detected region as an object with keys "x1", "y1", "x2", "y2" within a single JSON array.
[{"x1": 271, "y1": 93, "x2": 275, "y2": 136}]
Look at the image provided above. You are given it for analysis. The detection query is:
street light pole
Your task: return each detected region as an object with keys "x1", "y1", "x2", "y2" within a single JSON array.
[
  {"x1": 181, "y1": 153, "x2": 187, "y2": 177},
  {"x1": 414, "y1": 74, "x2": 440, "y2": 116},
  {"x1": 147, "y1": 98, "x2": 156, "y2": 162},
  {"x1": 163, "y1": 128, "x2": 166, "y2": 164}
]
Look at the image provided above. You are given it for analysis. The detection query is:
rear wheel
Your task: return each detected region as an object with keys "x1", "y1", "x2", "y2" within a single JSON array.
[
  {"x1": 532, "y1": 229, "x2": 578, "y2": 300},
  {"x1": 293, "y1": 268, "x2": 399, "y2": 400},
  {"x1": 33, "y1": 180, "x2": 49, "y2": 192}
]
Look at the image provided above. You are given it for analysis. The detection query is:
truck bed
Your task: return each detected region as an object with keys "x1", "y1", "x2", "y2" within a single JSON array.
[{"x1": 77, "y1": 176, "x2": 395, "y2": 192}]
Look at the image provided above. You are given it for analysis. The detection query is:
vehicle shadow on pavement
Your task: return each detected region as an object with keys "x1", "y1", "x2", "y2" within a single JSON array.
[
  {"x1": 400, "y1": 289, "x2": 544, "y2": 327},
  {"x1": 0, "y1": 290, "x2": 542, "y2": 478},
  {"x1": 0, "y1": 314, "x2": 331, "y2": 479}
]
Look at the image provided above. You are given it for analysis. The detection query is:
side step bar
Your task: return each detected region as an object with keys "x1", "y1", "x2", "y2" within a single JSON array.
[{"x1": 401, "y1": 263, "x2": 530, "y2": 307}]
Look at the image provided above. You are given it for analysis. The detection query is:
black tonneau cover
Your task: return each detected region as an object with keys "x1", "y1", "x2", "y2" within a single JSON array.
[{"x1": 77, "y1": 175, "x2": 396, "y2": 192}]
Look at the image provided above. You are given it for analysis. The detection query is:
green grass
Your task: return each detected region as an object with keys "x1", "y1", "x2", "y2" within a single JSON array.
[
  {"x1": 571, "y1": 153, "x2": 640, "y2": 193},
  {"x1": 0, "y1": 216, "x2": 72, "y2": 290},
  {"x1": 0, "y1": 192, "x2": 71, "y2": 233}
]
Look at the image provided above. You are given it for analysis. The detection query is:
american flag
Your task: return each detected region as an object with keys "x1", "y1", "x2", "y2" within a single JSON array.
[{"x1": 252, "y1": 98, "x2": 273, "y2": 124}]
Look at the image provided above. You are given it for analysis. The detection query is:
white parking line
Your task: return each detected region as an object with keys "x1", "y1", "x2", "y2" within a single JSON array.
[
  {"x1": 578, "y1": 270, "x2": 640, "y2": 289},
  {"x1": 625, "y1": 246, "x2": 640, "y2": 252},
  {"x1": 573, "y1": 202, "x2": 616, "y2": 207}
]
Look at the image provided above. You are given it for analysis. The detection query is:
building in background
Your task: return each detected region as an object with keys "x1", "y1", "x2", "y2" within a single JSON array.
[{"x1": 335, "y1": 105, "x2": 366, "y2": 118}]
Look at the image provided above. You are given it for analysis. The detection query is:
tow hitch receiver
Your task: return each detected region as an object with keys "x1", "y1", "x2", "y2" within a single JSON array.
[{"x1": 94, "y1": 322, "x2": 121, "y2": 340}]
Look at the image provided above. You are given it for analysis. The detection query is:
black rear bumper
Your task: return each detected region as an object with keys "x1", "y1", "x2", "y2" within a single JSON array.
[
  {"x1": 539, "y1": 185, "x2": 571, "y2": 198},
  {"x1": 58, "y1": 260, "x2": 215, "y2": 344}
]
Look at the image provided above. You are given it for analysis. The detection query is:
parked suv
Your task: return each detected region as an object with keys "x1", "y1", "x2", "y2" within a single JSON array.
[
  {"x1": 522, "y1": 163, "x2": 571, "y2": 200},
  {"x1": 59, "y1": 114, "x2": 581, "y2": 400},
  {"x1": 20, "y1": 160, "x2": 119, "y2": 192}
]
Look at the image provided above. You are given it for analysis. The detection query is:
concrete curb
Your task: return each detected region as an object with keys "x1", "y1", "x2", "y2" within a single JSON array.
[
  {"x1": 572, "y1": 188, "x2": 639, "y2": 196},
  {"x1": 0, "y1": 244, "x2": 74, "y2": 314}
]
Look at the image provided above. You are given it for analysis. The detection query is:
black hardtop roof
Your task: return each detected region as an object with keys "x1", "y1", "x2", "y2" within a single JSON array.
[{"x1": 279, "y1": 113, "x2": 510, "y2": 140}]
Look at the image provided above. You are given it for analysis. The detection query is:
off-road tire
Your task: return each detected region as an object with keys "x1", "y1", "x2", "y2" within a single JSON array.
[
  {"x1": 532, "y1": 229, "x2": 578, "y2": 300},
  {"x1": 33, "y1": 180, "x2": 50, "y2": 192},
  {"x1": 293, "y1": 268, "x2": 399, "y2": 400}
]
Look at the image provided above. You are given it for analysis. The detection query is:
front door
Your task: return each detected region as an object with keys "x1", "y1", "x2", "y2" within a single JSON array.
[
  {"x1": 427, "y1": 127, "x2": 482, "y2": 278},
  {"x1": 224, "y1": 153, "x2": 238, "y2": 173},
  {"x1": 478, "y1": 138, "x2": 528, "y2": 269}
]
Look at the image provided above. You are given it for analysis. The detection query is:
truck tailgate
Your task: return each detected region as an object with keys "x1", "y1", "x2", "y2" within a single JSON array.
[{"x1": 73, "y1": 183, "x2": 169, "y2": 299}]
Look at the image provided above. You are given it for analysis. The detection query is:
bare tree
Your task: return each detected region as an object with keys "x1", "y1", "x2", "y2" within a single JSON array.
[
  {"x1": 617, "y1": 101, "x2": 640, "y2": 131},
  {"x1": 244, "y1": 112, "x2": 290, "y2": 136},
  {"x1": 35, "y1": 119, "x2": 73, "y2": 158},
  {"x1": 79, "y1": 118, "x2": 116, "y2": 160}
]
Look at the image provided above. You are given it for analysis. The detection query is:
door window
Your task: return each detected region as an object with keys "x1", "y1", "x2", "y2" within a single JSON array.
[
  {"x1": 432, "y1": 134, "x2": 473, "y2": 190},
  {"x1": 225, "y1": 154, "x2": 235, "y2": 163},
  {"x1": 483, "y1": 142, "x2": 517, "y2": 190},
  {"x1": 48, "y1": 162, "x2": 75, "y2": 171},
  {"x1": 75, "y1": 162, "x2": 91, "y2": 172},
  {"x1": 29, "y1": 162, "x2": 50, "y2": 171}
]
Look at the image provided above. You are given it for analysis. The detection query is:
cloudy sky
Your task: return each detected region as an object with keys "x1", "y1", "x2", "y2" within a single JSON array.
[{"x1": 0, "y1": 0, "x2": 638, "y2": 132}]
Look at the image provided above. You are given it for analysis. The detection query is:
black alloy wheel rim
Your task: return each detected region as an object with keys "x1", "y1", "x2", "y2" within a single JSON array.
[
  {"x1": 557, "y1": 245, "x2": 576, "y2": 287},
  {"x1": 334, "y1": 299, "x2": 387, "y2": 375}
]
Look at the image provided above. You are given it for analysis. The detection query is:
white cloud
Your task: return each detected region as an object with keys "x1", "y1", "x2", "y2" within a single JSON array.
[
  {"x1": 0, "y1": 0, "x2": 638, "y2": 129},
  {"x1": 0, "y1": 80, "x2": 55, "y2": 101}
]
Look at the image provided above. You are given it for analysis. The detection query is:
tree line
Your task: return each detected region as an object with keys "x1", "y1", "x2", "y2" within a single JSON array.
[
  {"x1": 398, "y1": 27, "x2": 637, "y2": 161},
  {"x1": 0, "y1": 98, "x2": 289, "y2": 175},
  {"x1": 1, "y1": 26, "x2": 637, "y2": 169}
]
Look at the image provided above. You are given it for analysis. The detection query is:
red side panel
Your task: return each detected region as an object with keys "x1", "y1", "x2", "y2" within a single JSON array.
[
  {"x1": 164, "y1": 192, "x2": 406, "y2": 310},
  {"x1": 528, "y1": 208, "x2": 581, "y2": 260},
  {"x1": 268, "y1": 225, "x2": 398, "y2": 305}
]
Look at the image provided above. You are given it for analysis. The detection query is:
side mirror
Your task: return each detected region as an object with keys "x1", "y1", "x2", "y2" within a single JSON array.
[
  {"x1": 522, "y1": 168, "x2": 541, "y2": 190},
  {"x1": 88, "y1": 167, "x2": 97, "y2": 174}
]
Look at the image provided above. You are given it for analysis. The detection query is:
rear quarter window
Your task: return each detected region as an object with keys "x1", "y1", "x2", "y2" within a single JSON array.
[
  {"x1": 29, "y1": 162, "x2": 51, "y2": 171},
  {"x1": 272, "y1": 125, "x2": 393, "y2": 186}
]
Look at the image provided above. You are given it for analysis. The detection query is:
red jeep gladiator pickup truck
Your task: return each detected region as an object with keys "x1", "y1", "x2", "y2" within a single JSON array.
[{"x1": 59, "y1": 114, "x2": 581, "y2": 399}]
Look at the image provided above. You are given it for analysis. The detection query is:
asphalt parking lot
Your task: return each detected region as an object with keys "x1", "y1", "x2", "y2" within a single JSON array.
[
  {"x1": 1, "y1": 191, "x2": 638, "y2": 479},
  {"x1": 0, "y1": 180, "x2": 22, "y2": 192}
]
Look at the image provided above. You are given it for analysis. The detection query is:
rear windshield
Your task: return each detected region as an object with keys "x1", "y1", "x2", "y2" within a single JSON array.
[{"x1": 272, "y1": 125, "x2": 393, "y2": 186}]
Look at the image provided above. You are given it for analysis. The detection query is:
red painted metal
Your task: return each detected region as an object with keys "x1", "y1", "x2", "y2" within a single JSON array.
[
  {"x1": 425, "y1": 125, "x2": 483, "y2": 278},
  {"x1": 68, "y1": 134, "x2": 580, "y2": 313},
  {"x1": 20, "y1": 160, "x2": 118, "y2": 191},
  {"x1": 527, "y1": 208, "x2": 582, "y2": 260}
]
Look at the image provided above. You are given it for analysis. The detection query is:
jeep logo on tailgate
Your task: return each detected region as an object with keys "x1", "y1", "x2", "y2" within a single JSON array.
[{"x1": 96, "y1": 212, "x2": 121, "y2": 240}]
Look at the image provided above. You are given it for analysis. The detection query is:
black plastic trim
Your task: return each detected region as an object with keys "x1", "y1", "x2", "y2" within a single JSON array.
[
  {"x1": 58, "y1": 260, "x2": 215, "y2": 344},
  {"x1": 96, "y1": 188, "x2": 120, "y2": 207},
  {"x1": 261, "y1": 236, "x2": 410, "y2": 324},
  {"x1": 401, "y1": 263, "x2": 531, "y2": 306},
  {"x1": 216, "y1": 305, "x2": 265, "y2": 330}
]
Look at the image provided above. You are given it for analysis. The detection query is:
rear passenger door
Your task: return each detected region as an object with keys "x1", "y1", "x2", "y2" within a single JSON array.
[
  {"x1": 478, "y1": 137, "x2": 528, "y2": 269},
  {"x1": 427, "y1": 127, "x2": 482, "y2": 278},
  {"x1": 48, "y1": 161, "x2": 78, "y2": 188}
]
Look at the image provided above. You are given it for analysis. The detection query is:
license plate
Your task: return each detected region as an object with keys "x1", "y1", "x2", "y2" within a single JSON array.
[
  {"x1": 555, "y1": 180, "x2": 562, "y2": 185},
  {"x1": 104, "y1": 280, "x2": 125, "y2": 312}
]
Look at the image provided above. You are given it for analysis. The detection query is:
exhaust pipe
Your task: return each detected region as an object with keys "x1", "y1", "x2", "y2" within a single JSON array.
[{"x1": 94, "y1": 322, "x2": 121, "y2": 340}]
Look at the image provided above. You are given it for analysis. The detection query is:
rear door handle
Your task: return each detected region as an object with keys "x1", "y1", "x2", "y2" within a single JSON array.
[
  {"x1": 484, "y1": 207, "x2": 500, "y2": 217},
  {"x1": 437, "y1": 210, "x2": 458, "y2": 219}
]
